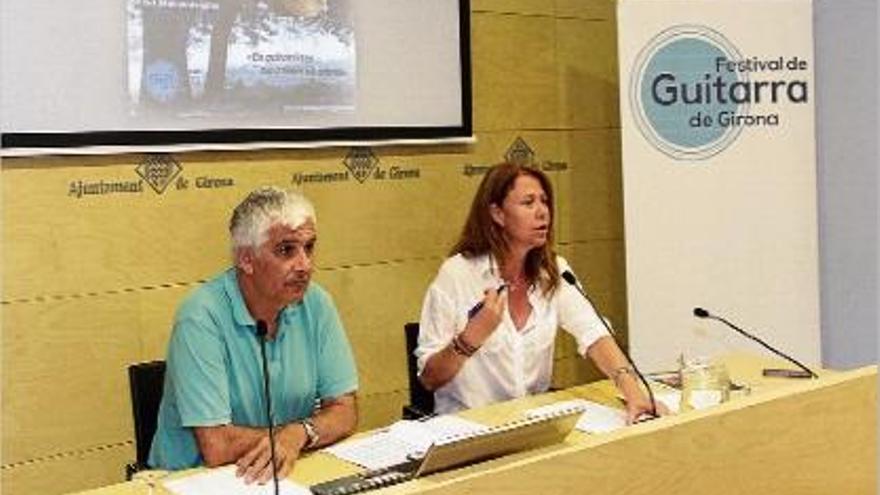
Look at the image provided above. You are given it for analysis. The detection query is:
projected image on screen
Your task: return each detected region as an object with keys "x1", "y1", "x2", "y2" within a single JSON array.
[
  {"x1": 3, "y1": 0, "x2": 467, "y2": 153},
  {"x1": 127, "y1": 0, "x2": 355, "y2": 123}
]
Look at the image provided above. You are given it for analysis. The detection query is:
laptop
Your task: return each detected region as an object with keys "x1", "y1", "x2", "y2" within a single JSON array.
[{"x1": 310, "y1": 406, "x2": 583, "y2": 495}]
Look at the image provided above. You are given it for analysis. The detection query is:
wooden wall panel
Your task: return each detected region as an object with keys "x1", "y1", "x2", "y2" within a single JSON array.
[
  {"x1": 557, "y1": 129, "x2": 624, "y2": 243},
  {"x1": 1, "y1": 444, "x2": 132, "y2": 495},
  {"x1": 1, "y1": 290, "x2": 187, "y2": 464},
  {"x1": 137, "y1": 288, "x2": 194, "y2": 361},
  {"x1": 301, "y1": 155, "x2": 476, "y2": 268},
  {"x1": 3, "y1": 159, "x2": 243, "y2": 300},
  {"x1": 2, "y1": 297, "x2": 136, "y2": 465},
  {"x1": 472, "y1": 0, "x2": 553, "y2": 16},
  {"x1": 557, "y1": 17, "x2": 620, "y2": 129},
  {"x1": 472, "y1": 13, "x2": 560, "y2": 131},
  {"x1": 555, "y1": 0, "x2": 616, "y2": 21},
  {"x1": 357, "y1": 391, "x2": 408, "y2": 432}
]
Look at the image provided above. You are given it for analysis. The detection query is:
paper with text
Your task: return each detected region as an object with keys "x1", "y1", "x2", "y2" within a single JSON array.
[
  {"x1": 324, "y1": 415, "x2": 487, "y2": 470},
  {"x1": 525, "y1": 399, "x2": 626, "y2": 433},
  {"x1": 163, "y1": 466, "x2": 311, "y2": 495}
]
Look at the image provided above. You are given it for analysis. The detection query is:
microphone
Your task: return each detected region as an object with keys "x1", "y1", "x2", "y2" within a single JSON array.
[
  {"x1": 692, "y1": 307, "x2": 817, "y2": 379},
  {"x1": 561, "y1": 270, "x2": 658, "y2": 419},
  {"x1": 255, "y1": 320, "x2": 280, "y2": 495}
]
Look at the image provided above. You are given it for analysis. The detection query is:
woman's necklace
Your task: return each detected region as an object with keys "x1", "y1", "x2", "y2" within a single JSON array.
[
  {"x1": 504, "y1": 274, "x2": 529, "y2": 293},
  {"x1": 504, "y1": 273, "x2": 532, "y2": 331}
]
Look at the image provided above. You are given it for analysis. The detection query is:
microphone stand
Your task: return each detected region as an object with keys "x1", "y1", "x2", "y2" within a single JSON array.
[
  {"x1": 561, "y1": 271, "x2": 658, "y2": 419},
  {"x1": 693, "y1": 308, "x2": 818, "y2": 379},
  {"x1": 256, "y1": 320, "x2": 280, "y2": 495}
]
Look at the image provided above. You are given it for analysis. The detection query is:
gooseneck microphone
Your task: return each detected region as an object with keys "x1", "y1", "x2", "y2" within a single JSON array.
[
  {"x1": 692, "y1": 307, "x2": 817, "y2": 379},
  {"x1": 255, "y1": 320, "x2": 280, "y2": 495},
  {"x1": 561, "y1": 270, "x2": 658, "y2": 419}
]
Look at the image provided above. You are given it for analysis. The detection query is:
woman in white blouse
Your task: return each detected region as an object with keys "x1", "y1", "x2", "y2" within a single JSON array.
[{"x1": 416, "y1": 162, "x2": 659, "y2": 422}]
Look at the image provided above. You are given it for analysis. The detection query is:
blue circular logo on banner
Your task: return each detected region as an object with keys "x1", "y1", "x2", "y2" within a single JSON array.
[{"x1": 631, "y1": 26, "x2": 747, "y2": 160}]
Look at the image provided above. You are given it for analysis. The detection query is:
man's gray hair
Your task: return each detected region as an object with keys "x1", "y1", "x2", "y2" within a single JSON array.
[{"x1": 229, "y1": 186, "x2": 316, "y2": 250}]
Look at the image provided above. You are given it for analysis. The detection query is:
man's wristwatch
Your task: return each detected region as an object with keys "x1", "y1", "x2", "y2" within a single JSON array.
[{"x1": 300, "y1": 418, "x2": 320, "y2": 450}]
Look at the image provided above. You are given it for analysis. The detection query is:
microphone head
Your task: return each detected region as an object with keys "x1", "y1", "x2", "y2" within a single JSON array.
[
  {"x1": 561, "y1": 270, "x2": 577, "y2": 286},
  {"x1": 693, "y1": 307, "x2": 710, "y2": 318},
  {"x1": 255, "y1": 320, "x2": 268, "y2": 337}
]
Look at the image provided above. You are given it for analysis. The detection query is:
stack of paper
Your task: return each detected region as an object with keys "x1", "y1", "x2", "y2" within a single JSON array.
[
  {"x1": 324, "y1": 415, "x2": 487, "y2": 470},
  {"x1": 525, "y1": 391, "x2": 682, "y2": 433},
  {"x1": 525, "y1": 399, "x2": 626, "y2": 433},
  {"x1": 163, "y1": 466, "x2": 310, "y2": 495}
]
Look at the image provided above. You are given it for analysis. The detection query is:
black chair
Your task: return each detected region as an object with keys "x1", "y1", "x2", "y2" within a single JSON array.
[
  {"x1": 402, "y1": 322, "x2": 435, "y2": 419},
  {"x1": 125, "y1": 360, "x2": 166, "y2": 480}
]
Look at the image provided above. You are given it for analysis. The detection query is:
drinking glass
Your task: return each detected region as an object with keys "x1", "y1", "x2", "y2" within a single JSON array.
[{"x1": 679, "y1": 356, "x2": 731, "y2": 411}]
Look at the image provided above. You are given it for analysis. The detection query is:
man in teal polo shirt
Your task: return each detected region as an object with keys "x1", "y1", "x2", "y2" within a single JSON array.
[{"x1": 149, "y1": 186, "x2": 358, "y2": 484}]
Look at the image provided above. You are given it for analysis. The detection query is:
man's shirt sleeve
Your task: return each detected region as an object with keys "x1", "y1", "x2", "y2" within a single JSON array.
[
  {"x1": 167, "y1": 317, "x2": 233, "y2": 427},
  {"x1": 314, "y1": 290, "x2": 359, "y2": 399}
]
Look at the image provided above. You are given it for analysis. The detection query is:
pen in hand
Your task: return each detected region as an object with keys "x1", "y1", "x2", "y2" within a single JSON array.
[{"x1": 466, "y1": 285, "x2": 506, "y2": 319}]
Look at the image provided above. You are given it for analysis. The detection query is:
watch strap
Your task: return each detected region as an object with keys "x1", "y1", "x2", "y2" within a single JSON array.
[{"x1": 301, "y1": 417, "x2": 320, "y2": 450}]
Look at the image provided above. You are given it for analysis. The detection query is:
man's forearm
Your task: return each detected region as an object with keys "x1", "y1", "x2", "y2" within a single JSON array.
[
  {"x1": 193, "y1": 425, "x2": 268, "y2": 467},
  {"x1": 193, "y1": 394, "x2": 356, "y2": 467}
]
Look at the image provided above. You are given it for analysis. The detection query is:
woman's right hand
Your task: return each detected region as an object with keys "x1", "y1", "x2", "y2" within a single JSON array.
[
  {"x1": 464, "y1": 287, "x2": 507, "y2": 346},
  {"x1": 420, "y1": 287, "x2": 508, "y2": 391}
]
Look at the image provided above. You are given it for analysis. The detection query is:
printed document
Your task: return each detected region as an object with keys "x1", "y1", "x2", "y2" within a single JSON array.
[
  {"x1": 163, "y1": 466, "x2": 310, "y2": 495},
  {"x1": 324, "y1": 415, "x2": 487, "y2": 470}
]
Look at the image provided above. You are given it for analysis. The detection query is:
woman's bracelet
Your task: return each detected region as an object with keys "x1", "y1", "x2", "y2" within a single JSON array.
[
  {"x1": 458, "y1": 333, "x2": 479, "y2": 354},
  {"x1": 451, "y1": 334, "x2": 479, "y2": 357},
  {"x1": 450, "y1": 336, "x2": 469, "y2": 357}
]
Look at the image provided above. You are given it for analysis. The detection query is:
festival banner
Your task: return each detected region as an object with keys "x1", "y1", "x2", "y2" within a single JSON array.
[{"x1": 617, "y1": 0, "x2": 820, "y2": 370}]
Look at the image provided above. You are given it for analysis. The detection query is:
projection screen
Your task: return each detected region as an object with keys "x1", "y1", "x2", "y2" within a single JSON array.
[{"x1": 0, "y1": 0, "x2": 472, "y2": 155}]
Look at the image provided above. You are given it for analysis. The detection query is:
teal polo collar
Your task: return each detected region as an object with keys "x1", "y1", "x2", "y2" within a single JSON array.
[
  {"x1": 223, "y1": 268, "x2": 257, "y2": 330},
  {"x1": 223, "y1": 268, "x2": 304, "y2": 335}
]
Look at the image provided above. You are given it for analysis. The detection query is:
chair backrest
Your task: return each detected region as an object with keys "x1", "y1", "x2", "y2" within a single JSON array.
[
  {"x1": 403, "y1": 322, "x2": 434, "y2": 418},
  {"x1": 128, "y1": 360, "x2": 166, "y2": 469}
]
